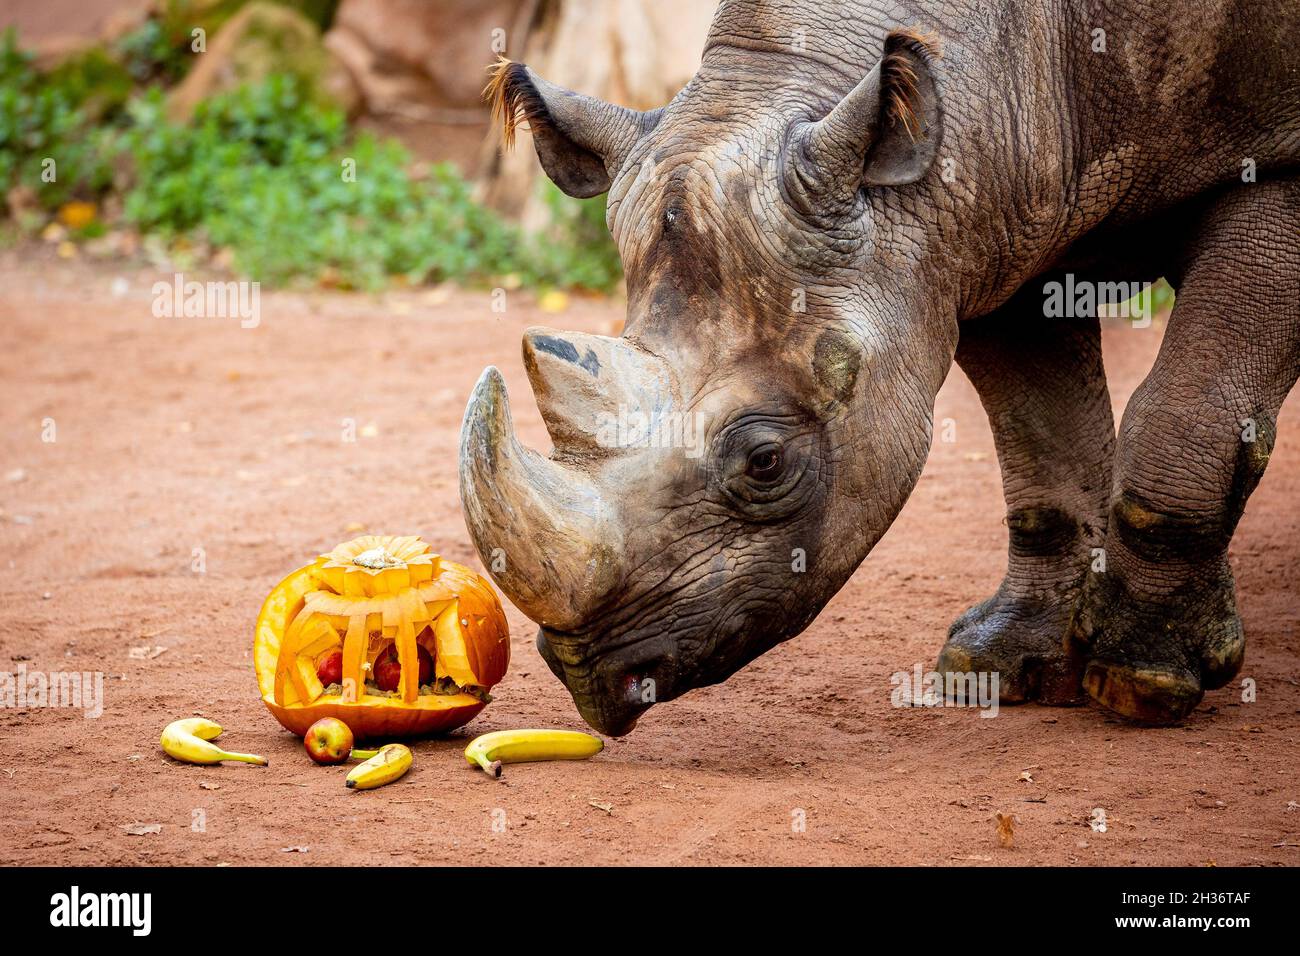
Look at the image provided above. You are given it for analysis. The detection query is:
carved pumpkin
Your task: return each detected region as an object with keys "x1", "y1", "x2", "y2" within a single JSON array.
[{"x1": 254, "y1": 535, "x2": 509, "y2": 739}]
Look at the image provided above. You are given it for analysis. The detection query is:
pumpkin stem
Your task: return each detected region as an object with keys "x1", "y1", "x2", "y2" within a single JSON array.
[{"x1": 353, "y1": 547, "x2": 402, "y2": 569}]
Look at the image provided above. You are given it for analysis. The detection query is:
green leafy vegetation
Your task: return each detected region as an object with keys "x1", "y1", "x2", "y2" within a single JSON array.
[
  {"x1": 114, "y1": 16, "x2": 196, "y2": 86},
  {"x1": 0, "y1": 31, "x2": 117, "y2": 211},
  {"x1": 530, "y1": 183, "x2": 624, "y2": 293},
  {"x1": 116, "y1": 76, "x2": 616, "y2": 289},
  {"x1": 0, "y1": 26, "x2": 624, "y2": 293}
]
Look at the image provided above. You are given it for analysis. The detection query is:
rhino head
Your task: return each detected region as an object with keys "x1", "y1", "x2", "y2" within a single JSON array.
[{"x1": 461, "y1": 26, "x2": 960, "y2": 735}]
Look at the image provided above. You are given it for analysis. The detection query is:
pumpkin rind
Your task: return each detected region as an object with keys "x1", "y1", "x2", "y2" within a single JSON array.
[{"x1": 254, "y1": 538, "x2": 510, "y2": 740}]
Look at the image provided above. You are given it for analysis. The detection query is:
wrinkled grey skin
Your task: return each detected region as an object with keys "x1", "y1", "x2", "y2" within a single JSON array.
[{"x1": 461, "y1": 0, "x2": 1300, "y2": 735}]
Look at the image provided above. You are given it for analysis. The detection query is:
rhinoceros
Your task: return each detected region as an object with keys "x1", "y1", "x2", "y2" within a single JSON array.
[{"x1": 459, "y1": 0, "x2": 1300, "y2": 735}]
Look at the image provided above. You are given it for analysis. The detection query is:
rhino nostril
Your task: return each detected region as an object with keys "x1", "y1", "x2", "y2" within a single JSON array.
[{"x1": 622, "y1": 673, "x2": 642, "y2": 702}]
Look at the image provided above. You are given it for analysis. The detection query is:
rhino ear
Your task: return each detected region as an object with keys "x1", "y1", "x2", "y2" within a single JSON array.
[
  {"x1": 485, "y1": 59, "x2": 661, "y2": 198},
  {"x1": 790, "y1": 29, "x2": 943, "y2": 197},
  {"x1": 861, "y1": 30, "x2": 943, "y2": 186}
]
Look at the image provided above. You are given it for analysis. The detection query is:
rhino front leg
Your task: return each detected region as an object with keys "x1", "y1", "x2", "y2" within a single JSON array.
[
  {"x1": 1074, "y1": 180, "x2": 1300, "y2": 724},
  {"x1": 939, "y1": 279, "x2": 1115, "y2": 704}
]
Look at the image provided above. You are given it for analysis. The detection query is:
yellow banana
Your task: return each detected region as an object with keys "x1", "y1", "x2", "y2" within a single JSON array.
[
  {"x1": 345, "y1": 743, "x2": 412, "y2": 790},
  {"x1": 160, "y1": 718, "x2": 268, "y2": 766},
  {"x1": 464, "y1": 729, "x2": 603, "y2": 778}
]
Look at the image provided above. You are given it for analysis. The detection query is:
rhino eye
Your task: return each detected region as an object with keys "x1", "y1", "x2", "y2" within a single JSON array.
[
  {"x1": 745, "y1": 445, "x2": 784, "y2": 483},
  {"x1": 718, "y1": 426, "x2": 818, "y2": 518}
]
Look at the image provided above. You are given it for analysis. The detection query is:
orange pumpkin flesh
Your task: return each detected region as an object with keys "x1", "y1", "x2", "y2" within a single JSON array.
[{"x1": 254, "y1": 536, "x2": 509, "y2": 740}]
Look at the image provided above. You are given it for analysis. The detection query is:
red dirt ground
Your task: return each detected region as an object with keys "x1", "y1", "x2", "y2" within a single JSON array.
[{"x1": 1, "y1": 254, "x2": 1297, "y2": 866}]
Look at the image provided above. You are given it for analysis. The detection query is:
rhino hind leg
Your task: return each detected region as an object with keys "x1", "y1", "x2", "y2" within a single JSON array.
[
  {"x1": 1073, "y1": 180, "x2": 1300, "y2": 724},
  {"x1": 939, "y1": 280, "x2": 1117, "y2": 705}
]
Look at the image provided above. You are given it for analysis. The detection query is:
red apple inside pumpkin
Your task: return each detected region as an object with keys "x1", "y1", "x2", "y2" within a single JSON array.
[
  {"x1": 315, "y1": 649, "x2": 343, "y2": 686},
  {"x1": 373, "y1": 641, "x2": 433, "y2": 692}
]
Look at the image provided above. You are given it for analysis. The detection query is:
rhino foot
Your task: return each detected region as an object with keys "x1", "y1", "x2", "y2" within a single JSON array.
[
  {"x1": 1070, "y1": 558, "x2": 1245, "y2": 725},
  {"x1": 938, "y1": 584, "x2": 1087, "y2": 706}
]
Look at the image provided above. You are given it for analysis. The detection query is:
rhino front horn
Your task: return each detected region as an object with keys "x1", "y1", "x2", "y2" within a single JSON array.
[{"x1": 458, "y1": 366, "x2": 623, "y2": 631}]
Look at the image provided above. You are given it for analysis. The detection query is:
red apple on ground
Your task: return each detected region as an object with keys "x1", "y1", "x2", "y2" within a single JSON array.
[
  {"x1": 304, "y1": 717, "x2": 354, "y2": 765},
  {"x1": 315, "y1": 649, "x2": 343, "y2": 686},
  {"x1": 372, "y1": 641, "x2": 433, "y2": 692}
]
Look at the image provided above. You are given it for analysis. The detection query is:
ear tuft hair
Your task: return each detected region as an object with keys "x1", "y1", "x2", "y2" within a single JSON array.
[
  {"x1": 482, "y1": 59, "x2": 662, "y2": 198},
  {"x1": 881, "y1": 29, "x2": 941, "y2": 143},
  {"x1": 484, "y1": 57, "x2": 547, "y2": 150}
]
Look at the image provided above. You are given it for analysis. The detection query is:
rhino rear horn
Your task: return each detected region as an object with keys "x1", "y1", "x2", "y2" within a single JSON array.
[{"x1": 522, "y1": 327, "x2": 675, "y2": 455}]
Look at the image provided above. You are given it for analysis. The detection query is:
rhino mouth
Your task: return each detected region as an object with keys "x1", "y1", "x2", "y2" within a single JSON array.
[
  {"x1": 535, "y1": 608, "x2": 773, "y2": 736},
  {"x1": 535, "y1": 626, "x2": 683, "y2": 737}
]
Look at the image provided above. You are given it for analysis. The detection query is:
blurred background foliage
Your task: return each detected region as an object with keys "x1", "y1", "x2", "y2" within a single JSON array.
[{"x1": 0, "y1": 0, "x2": 622, "y2": 292}]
